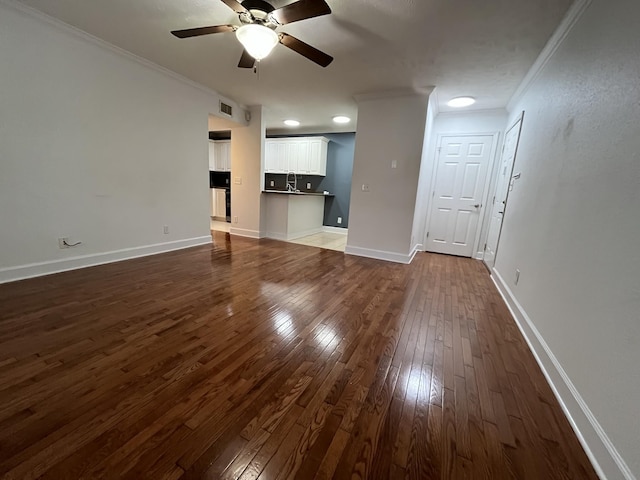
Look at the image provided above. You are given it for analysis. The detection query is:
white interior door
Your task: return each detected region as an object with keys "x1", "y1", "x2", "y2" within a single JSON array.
[
  {"x1": 426, "y1": 135, "x2": 494, "y2": 257},
  {"x1": 484, "y1": 115, "x2": 524, "y2": 269}
]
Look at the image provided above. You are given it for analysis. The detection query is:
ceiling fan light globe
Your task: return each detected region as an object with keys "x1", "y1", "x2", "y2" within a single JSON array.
[{"x1": 236, "y1": 24, "x2": 279, "y2": 60}]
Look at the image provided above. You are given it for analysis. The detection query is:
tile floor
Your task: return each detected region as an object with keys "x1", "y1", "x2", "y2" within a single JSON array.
[
  {"x1": 211, "y1": 218, "x2": 347, "y2": 252},
  {"x1": 289, "y1": 231, "x2": 347, "y2": 252},
  {"x1": 210, "y1": 219, "x2": 231, "y2": 233}
]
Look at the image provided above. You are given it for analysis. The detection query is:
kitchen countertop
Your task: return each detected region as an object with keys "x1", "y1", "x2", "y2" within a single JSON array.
[{"x1": 263, "y1": 190, "x2": 334, "y2": 197}]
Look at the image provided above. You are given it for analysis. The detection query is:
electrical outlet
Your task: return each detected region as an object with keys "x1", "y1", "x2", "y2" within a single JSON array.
[
  {"x1": 163, "y1": 225, "x2": 169, "y2": 234},
  {"x1": 234, "y1": 177, "x2": 242, "y2": 185},
  {"x1": 233, "y1": 216, "x2": 238, "y2": 224},
  {"x1": 58, "y1": 237, "x2": 69, "y2": 249},
  {"x1": 391, "y1": 160, "x2": 397, "y2": 169},
  {"x1": 270, "y1": 180, "x2": 275, "y2": 187},
  {"x1": 515, "y1": 269, "x2": 521, "y2": 285},
  {"x1": 337, "y1": 217, "x2": 342, "y2": 224},
  {"x1": 306, "y1": 182, "x2": 311, "y2": 190},
  {"x1": 361, "y1": 184, "x2": 370, "y2": 192}
]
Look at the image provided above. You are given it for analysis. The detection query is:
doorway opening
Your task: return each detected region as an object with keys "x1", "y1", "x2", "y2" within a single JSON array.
[{"x1": 483, "y1": 113, "x2": 524, "y2": 270}]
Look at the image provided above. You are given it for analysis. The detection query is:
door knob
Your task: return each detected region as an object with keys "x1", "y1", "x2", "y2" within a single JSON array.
[{"x1": 473, "y1": 204, "x2": 481, "y2": 208}]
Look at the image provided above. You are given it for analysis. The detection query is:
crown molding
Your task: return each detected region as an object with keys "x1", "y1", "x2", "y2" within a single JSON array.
[
  {"x1": 507, "y1": 0, "x2": 593, "y2": 112},
  {"x1": 0, "y1": 0, "x2": 249, "y2": 124}
]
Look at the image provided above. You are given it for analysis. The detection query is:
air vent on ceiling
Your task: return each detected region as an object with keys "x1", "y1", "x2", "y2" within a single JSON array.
[{"x1": 219, "y1": 101, "x2": 233, "y2": 117}]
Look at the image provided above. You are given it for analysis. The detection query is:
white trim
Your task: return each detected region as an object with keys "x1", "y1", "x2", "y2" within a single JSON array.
[
  {"x1": 230, "y1": 228, "x2": 264, "y2": 239},
  {"x1": 0, "y1": 0, "x2": 249, "y2": 125},
  {"x1": 345, "y1": 245, "x2": 417, "y2": 265},
  {"x1": 322, "y1": 226, "x2": 348, "y2": 235},
  {"x1": 507, "y1": 0, "x2": 593, "y2": 112},
  {"x1": 491, "y1": 268, "x2": 635, "y2": 480},
  {"x1": 482, "y1": 112, "x2": 525, "y2": 271},
  {"x1": 0, "y1": 236, "x2": 212, "y2": 285},
  {"x1": 474, "y1": 251, "x2": 484, "y2": 260}
]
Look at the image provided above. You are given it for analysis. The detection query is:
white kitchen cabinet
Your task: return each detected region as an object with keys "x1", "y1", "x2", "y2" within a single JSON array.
[
  {"x1": 296, "y1": 141, "x2": 310, "y2": 173},
  {"x1": 264, "y1": 137, "x2": 328, "y2": 176},
  {"x1": 209, "y1": 140, "x2": 218, "y2": 171},
  {"x1": 213, "y1": 140, "x2": 231, "y2": 171},
  {"x1": 265, "y1": 141, "x2": 287, "y2": 173},
  {"x1": 210, "y1": 189, "x2": 216, "y2": 217},
  {"x1": 214, "y1": 188, "x2": 227, "y2": 218},
  {"x1": 308, "y1": 138, "x2": 328, "y2": 176}
]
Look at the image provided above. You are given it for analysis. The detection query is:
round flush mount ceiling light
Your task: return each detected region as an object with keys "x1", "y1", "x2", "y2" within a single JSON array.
[
  {"x1": 447, "y1": 96, "x2": 476, "y2": 108},
  {"x1": 283, "y1": 119, "x2": 300, "y2": 127},
  {"x1": 333, "y1": 115, "x2": 351, "y2": 124},
  {"x1": 235, "y1": 24, "x2": 279, "y2": 61}
]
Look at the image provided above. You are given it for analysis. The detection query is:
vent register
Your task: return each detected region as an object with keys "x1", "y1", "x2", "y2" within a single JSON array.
[{"x1": 220, "y1": 101, "x2": 233, "y2": 116}]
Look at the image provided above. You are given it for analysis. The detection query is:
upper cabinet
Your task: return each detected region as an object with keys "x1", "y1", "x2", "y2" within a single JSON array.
[
  {"x1": 209, "y1": 140, "x2": 216, "y2": 171},
  {"x1": 209, "y1": 140, "x2": 231, "y2": 172},
  {"x1": 265, "y1": 137, "x2": 328, "y2": 176}
]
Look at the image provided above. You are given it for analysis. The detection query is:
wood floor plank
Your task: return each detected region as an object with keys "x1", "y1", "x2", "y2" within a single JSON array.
[{"x1": 0, "y1": 233, "x2": 599, "y2": 479}]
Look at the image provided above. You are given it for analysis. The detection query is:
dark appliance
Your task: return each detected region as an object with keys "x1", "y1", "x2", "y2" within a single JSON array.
[
  {"x1": 210, "y1": 171, "x2": 230, "y2": 188},
  {"x1": 224, "y1": 188, "x2": 231, "y2": 223},
  {"x1": 209, "y1": 171, "x2": 231, "y2": 223}
]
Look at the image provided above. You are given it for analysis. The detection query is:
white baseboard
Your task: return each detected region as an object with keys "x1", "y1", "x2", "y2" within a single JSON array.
[
  {"x1": 475, "y1": 250, "x2": 485, "y2": 260},
  {"x1": 0, "y1": 236, "x2": 212, "y2": 284},
  {"x1": 491, "y1": 268, "x2": 634, "y2": 480},
  {"x1": 229, "y1": 228, "x2": 264, "y2": 239},
  {"x1": 345, "y1": 244, "x2": 416, "y2": 264},
  {"x1": 322, "y1": 226, "x2": 348, "y2": 235}
]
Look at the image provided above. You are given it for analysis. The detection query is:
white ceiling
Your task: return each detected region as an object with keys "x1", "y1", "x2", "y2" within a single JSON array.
[{"x1": 16, "y1": 0, "x2": 573, "y2": 133}]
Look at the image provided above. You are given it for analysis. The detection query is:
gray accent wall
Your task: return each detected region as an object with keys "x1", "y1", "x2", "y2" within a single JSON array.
[{"x1": 318, "y1": 133, "x2": 355, "y2": 228}]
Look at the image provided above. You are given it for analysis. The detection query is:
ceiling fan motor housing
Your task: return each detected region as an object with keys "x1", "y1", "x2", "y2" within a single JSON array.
[{"x1": 240, "y1": 0, "x2": 279, "y2": 26}]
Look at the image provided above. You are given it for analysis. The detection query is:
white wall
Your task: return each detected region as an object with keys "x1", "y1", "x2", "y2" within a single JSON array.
[
  {"x1": 230, "y1": 106, "x2": 266, "y2": 238},
  {"x1": 0, "y1": 2, "x2": 241, "y2": 282},
  {"x1": 495, "y1": 0, "x2": 640, "y2": 478},
  {"x1": 346, "y1": 91, "x2": 431, "y2": 263}
]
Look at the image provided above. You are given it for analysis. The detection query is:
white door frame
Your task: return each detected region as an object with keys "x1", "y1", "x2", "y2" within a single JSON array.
[
  {"x1": 483, "y1": 112, "x2": 525, "y2": 269},
  {"x1": 423, "y1": 132, "x2": 501, "y2": 258}
]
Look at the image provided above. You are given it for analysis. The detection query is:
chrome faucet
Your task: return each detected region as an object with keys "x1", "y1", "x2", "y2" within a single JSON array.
[{"x1": 286, "y1": 171, "x2": 297, "y2": 192}]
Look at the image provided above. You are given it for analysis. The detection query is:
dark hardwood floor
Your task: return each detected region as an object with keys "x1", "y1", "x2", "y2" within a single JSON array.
[{"x1": 0, "y1": 231, "x2": 598, "y2": 479}]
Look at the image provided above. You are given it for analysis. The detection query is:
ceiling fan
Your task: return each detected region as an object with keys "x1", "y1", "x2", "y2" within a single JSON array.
[{"x1": 171, "y1": 0, "x2": 333, "y2": 68}]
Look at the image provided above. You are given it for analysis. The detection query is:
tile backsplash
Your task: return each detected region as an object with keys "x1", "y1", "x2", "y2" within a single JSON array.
[{"x1": 264, "y1": 174, "x2": 324, "y2": 192}]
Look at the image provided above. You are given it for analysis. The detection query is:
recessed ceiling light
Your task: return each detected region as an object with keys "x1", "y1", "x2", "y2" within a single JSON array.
[
  {"x1": 283, "y1": 119, "x2": 300, "y2": 127},
  {"x1": 333, "y1": 115, "x2": 351, "y2": 124},
  {"x1": 447, "y1": 97, "x2": 476, "y2": 108}
]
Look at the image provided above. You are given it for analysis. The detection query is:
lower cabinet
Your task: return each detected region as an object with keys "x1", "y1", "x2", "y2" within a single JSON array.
[
  {"x1": 215, "y1": 189, "x2": 226, "y2": 219},
  {"x1": 211, "y1": 188, "x2": 227, "y2": 219}
]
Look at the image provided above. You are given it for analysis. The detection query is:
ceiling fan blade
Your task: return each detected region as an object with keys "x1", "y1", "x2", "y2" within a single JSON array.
[
  {"x1": 219, "y1": 0, "x2": 248, "y2": 14},
  {"x1": 171, "y1": 25, "x2": 235, "y2": 38},
  {"x1": 238, "y1": 49, "x2": 256, "y2": 69},
  {"x1": 270, "y1": 0, "x2": 331, "y2": 25},
  {"x1": 279, "y1": 33, "x2": 333, "y2": 67}
]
